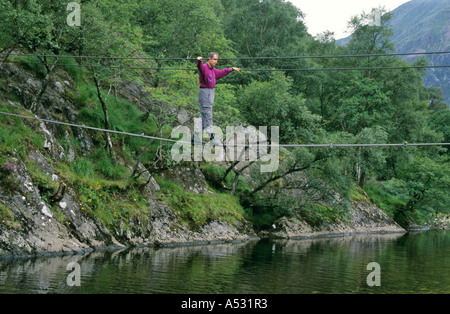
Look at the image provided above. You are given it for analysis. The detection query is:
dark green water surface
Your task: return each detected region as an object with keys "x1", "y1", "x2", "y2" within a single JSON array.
[{"x1": 0, "y1": 230, "x2": 448, "y2": 294}]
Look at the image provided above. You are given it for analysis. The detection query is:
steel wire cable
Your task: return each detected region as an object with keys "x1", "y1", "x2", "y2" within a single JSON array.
[
  {"x1": 1, "y1": 111, "x2": 449, "y2": 149},
  {"x1": 1, "y1": 51, "x2": 449, "y2": 147},
  {"x1": 1, "y1": 50, "x2": 449, "y2": 72},
  {"x1": 2, "y1": 51, "x2": 450, "y2": 61},
  {"x1": 2, "y1": 58, "x2": 449, "y2": 72}
]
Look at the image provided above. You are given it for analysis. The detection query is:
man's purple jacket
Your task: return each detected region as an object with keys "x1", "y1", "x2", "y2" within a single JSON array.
[{"x1": 197, "y1": 59, "x2": 233, "y2": 89}]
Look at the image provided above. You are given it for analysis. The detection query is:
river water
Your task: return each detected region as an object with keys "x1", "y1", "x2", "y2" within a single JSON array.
[{"x1": 0, "y1": 230, "x2": 448, "y2": 294}]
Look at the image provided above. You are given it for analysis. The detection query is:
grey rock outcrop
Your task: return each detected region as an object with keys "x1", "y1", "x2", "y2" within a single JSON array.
[
  {"x1": 0, "y1": 151, "x2": 258, "y2": 257},
  {"x1": 264, "y1": 201, "x2": 405, "y2": 239}
]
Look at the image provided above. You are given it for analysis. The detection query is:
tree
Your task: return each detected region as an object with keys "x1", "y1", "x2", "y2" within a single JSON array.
[
  {"x1": 326, "y1": 74, "x2": 394, "y2": 135},
  {"x1": 0, "y1": 0, "x2": 83, "y2": 107},
  {"x1": 222, "y1": 0, "x2": 307, "y2": 59},
  {"x1": 384, "y1": 155, "x2": 450, "y2": 226},
  {"x1": 0, "y1": 0, "x2": 39, "y2": 63},
  {"x1": 77, "y1": 1, "x2": 147, "y2": 157},
  {"x1": 354, "y1": 126, "x2": 388, "y2": 187},
  {"x1": 347, "y1": 7, "x2": 395, "y2": 56},
  {"x1": 135, "y1": 0, "x2": 229, "y2": 58},
  {"x1": 428, "y1": 110, "x2": 450, "y2": 154},
  {"x1": 426, "y1": 87, "x2": 448, "y2": 112},
  {"x1": 221, "y1": 0, "x2": 314, "y2": 91},
  {"x1": 237, "y1": 72, "x2": 323, "y2": 143}
]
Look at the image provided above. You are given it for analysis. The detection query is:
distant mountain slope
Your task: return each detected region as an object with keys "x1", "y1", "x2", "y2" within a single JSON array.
[
  {"x1": 338, "y1": 0, "x2": 450, "y2": 104},
  {"x1": 392, "y1": 0, "x2": 449, "y2": 104}
]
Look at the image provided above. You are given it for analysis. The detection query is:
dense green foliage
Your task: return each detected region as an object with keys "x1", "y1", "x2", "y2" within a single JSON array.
[{"x1": 0, "y1": 0, "x2": 448, "y2": 230}]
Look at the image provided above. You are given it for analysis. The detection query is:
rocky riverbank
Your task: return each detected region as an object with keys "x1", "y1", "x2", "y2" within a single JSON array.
[
  {"x1": 0, "y1": 151, "x2": 259, "y2": 257},
  {"x1": 0, "y1": 153, "x2": 404, "y2": 257},
  {"x1": 0, "y1": 149, "x2": 405, "y2": 257},
  {"x1": 262, "y1": 201, "x2": 406, "y2": 239}
]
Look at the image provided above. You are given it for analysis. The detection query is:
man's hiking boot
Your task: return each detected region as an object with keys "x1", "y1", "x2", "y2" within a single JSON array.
[
  {"x1": 192, "y1": 132, "x2": 205, "y2": 145},
  {"x1": 208, "y1": 133, "x2": 222, "y2": 146}
]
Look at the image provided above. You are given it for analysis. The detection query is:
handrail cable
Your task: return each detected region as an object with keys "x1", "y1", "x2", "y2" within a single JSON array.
[
  {"x1": 1, "y1": 111, "x2": 449, "y2": 149},
  {"x1": 2, "y1": 51, "x2": 450, "y2": 61},
  {"x1": 3, "y1": 59, "x2": 449, "y2": 72}
]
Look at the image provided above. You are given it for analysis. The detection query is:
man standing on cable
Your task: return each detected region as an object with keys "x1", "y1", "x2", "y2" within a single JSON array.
[{"x1": 193, "y1": 52, "x2": 240, "y2": 145}]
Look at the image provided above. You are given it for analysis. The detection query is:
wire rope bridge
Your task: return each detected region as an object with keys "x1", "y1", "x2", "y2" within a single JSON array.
[
  {"x1": 0, "y1": 112, "x2": 449, "y2": 151},
  {"x1": 1, "y1": 51, "x2": 450, "y2": 72},
  {"x1": 0, "y1": 50, "x2": 449, "y2": 151}
]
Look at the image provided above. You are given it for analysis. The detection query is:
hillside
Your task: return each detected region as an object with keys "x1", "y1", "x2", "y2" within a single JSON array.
[
  {"x1": 392, "y1": 0, "x2": 450, "y2": 104},
  {"x1": 0, "y1": 62, "x2": 405, "y2": 256},
  {"x1": 1, "y1": 0, "x2": 448, "y2": 257},
  {"x1": 338, "y1": 0, "x2": 450, "y2": 104}
]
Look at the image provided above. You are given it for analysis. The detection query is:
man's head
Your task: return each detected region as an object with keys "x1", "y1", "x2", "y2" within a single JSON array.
[{"x1": 207, "y1": 52, "x2": 219, "y2": 68}]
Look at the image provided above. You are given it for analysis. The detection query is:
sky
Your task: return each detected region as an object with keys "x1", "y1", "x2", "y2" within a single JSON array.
[{"x1": 289, "y1": 0, "x2": 411, "y2": 39}]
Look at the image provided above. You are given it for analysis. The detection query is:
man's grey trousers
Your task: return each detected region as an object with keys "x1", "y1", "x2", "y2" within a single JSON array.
[{"x1": 195, "y1": 88, "x2": 215, "y2": 134}]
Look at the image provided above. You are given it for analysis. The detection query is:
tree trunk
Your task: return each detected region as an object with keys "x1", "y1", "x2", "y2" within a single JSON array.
[
  {"x1": 93, "y1": 74, "x2": 114, "y2": 158},
  {"x1": 356, "y1": 146, "x2": 362, "y2": 187},
  {"x1": 33, "y1": 56, "x2": 59, "y2": 107}
]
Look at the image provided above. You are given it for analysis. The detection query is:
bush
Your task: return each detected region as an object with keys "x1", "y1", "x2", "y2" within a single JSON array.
[
  {"x1": 201, "y1": 164, "x2": 229, "y2": 189},
  {"x1": 245, "y1": 206, "x2": 281, "y2": 231}
]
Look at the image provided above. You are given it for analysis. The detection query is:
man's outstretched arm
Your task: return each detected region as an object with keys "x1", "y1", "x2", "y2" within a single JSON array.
[
  {"x1": 215, "y1": 66, "x2": 241, "y2": 79},
  {"x1": 197, "y1": 56, "x2": 204, "y2": 73}
]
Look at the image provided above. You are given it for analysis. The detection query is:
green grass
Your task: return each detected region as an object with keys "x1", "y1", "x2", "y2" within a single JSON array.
[
  {"x1": 9, "y1": 55, "x2": 46, "y2": 78},
  {"x1": 57, "y1": 157, "x2": 150, "y2": 231},
  {"x1": 57, "y1": 58, "x2": 87, "y2": 83},
  {"x1": 0, "y1": 204, "x2": 21, "y2": 230},
  {"x1": 350, "y1": 186, "x2": 370, "y2": 202},
  {"x1": 71, "y1": 157, "x2": 95, "y2": 177},
  {"x1": 75, "y1": 90, "x2": 162, "y2": 165},
  {"x1": 76, "y1": 181, "x2": 150, "y2": 229},
  {"x1": 155, "y1": 175, "x2": 246, "y2": 232},
  {"x1": 0, "y1": 103, "x2": 45, "y2": 157},
  {"x1": 92, "y1": 149, "x2": 129, "y2": 180},
  {"x1": 71, "y1": 83, "x2": 98, "y2": 109}
]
